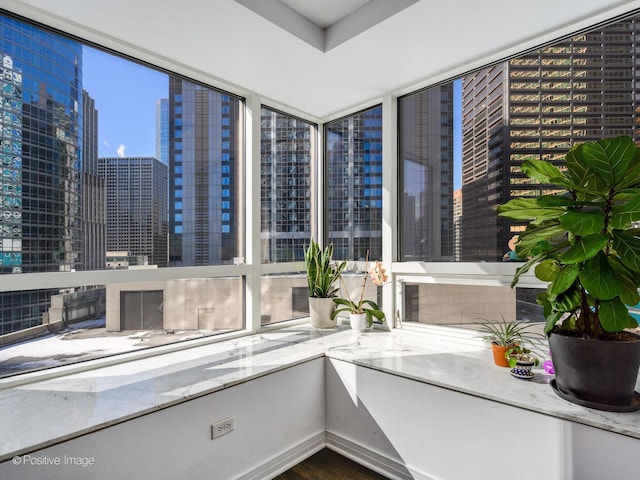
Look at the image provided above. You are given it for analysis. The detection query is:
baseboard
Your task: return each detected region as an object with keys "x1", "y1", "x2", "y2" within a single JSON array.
[
  {"x1": 238, "y1": 432, "x2": 325, "y2": 480},
  {"x1": 325, "y1": 431, "x2": 434, "y2": 480}
]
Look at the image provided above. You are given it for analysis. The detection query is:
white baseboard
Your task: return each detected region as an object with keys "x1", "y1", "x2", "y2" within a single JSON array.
[
  {"x1": 238, "y1": 430, "x2": 434, "y2": 480},
  {"x1": 238, "y1": 432, "x2": 325, "y2": 480},
  {"x1": 325, "y1": 431, "x2": 434, "y2": 480}
]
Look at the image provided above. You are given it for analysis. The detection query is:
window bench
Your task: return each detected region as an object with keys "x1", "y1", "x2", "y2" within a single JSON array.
[{"x1": 1, "y1": 324, "x2": 639, "y2": 479}]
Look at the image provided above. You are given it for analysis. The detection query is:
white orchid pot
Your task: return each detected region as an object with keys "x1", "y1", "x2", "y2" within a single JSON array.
[{"x1": 349, "y1": 313, "x2": 367, "y2": 332}]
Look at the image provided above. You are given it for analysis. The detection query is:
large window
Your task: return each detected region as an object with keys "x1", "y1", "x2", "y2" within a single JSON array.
[
  {"x1": 398, "y1": 12, "x2": 640, "y2": 327},
  {"x1": 259, "y1": 107, "x2": 315, "y2": 325},
  {"x1": 326, "y1": 105, "x2": 383, "y2": 261},
  {"x1": 260, "y1": 107, "x2": 314, "y2": 263},
  {"x1": 0, "y1": 12, "x2": 245, "y2": 374}
]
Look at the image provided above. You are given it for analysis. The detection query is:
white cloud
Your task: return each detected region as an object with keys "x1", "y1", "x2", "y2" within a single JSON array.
[
  {"x1": 103, "y1": 140, "x2": 111, "y2": 148},
  {"x1": 117, "y1": 144, "x2": 126, "y2": 158}
]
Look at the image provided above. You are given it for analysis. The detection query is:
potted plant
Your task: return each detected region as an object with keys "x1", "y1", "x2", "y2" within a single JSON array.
[
  {"x1": 497, "y1": 135, "x2": 640, "y2": 410},
  {"x1": 331, "y1": 255, "x2": 387, "y2": 331},
  {"x1": 505, "y1": 345, "x2": 540, "y2": 379},
  {"x1": 305, "y1": 239, "x2": 346, "y2": 329},
  {"x1": 479, "y1": 317, "x2": 542, "y2": 367}
]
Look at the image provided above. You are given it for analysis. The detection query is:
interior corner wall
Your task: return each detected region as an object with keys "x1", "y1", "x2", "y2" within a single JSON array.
[
  {"x1": 0, "y1": 359, "x2": 324, "y2": 480},
  {"x1": 324, "y1": 357, "x2": 639, "y2": 480}
]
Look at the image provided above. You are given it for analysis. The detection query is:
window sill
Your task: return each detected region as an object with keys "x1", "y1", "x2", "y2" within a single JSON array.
[{"x1": 1, "y1": 323, "x2": 639, "y2": 462}]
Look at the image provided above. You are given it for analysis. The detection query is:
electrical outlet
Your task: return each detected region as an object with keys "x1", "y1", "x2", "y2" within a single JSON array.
[{"x1": 211, "y1": 416, "x2": 234, "y2": 439}]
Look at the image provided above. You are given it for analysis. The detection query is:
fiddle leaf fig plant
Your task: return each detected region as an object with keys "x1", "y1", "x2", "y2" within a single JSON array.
[{"x1": 497, "y1": 135, "x2": 640, "y2": 339}]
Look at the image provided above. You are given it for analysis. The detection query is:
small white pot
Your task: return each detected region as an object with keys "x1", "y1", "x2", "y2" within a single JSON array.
[{"x1": 349, "y1": 313, "x2": 367, "y2": 332}]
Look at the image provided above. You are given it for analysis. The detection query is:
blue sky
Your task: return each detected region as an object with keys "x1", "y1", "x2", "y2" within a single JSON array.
[{"x1": 82, "y1": 46, "x2": 168, "y2": 159}]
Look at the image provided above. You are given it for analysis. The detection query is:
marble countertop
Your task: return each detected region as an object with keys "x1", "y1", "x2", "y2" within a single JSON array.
[{"x1": 1, "y1": 324, "x2": 639, "y2": 461}]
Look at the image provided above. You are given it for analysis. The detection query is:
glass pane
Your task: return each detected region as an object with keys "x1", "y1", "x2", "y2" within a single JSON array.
[
  {"x1": 326, "y1": 106, "x2": 382, "y2": 260},
  {"x1": 0, "y1": 278, "x2": 243, "y2": 377},
  {"x1": 260, "y1": 273, "x2": 309, "y2": 325},
  {"x1": 260, "y1": 107, "x2": 313, "y2": 262},
  {"x1": 0, "y1": 13, "x2": 243, "y2": 337},
  {"x1": 402, "y1": 283, "x2": 543, "y2": 326},
  {"x1": 398, "y1": 14, "x2": 640, "y2": 263},
  {"x1": 399, "y1": 85, "x2": 455, "y2": 261},
  {"x1": 168, "y1": 79, "x2": 241, "y2": 267}
]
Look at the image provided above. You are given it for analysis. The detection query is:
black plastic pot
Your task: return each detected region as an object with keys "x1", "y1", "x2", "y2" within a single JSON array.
[{"x1": 549, "y1": 331, "x2": 640, "y2": 411}]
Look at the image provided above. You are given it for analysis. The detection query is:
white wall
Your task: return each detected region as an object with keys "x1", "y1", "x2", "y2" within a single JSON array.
[
  {"x1": 1, "y1": 359, "x2": 325, "y2": 480},
  {"x1": 325, "y1": 358, "x2": 639, "y2": 480},
  {"x1": 3, "y1": 356, "x2": 639, "y2": 480}
]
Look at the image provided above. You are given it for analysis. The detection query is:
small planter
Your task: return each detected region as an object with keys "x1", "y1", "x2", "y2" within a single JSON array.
[
  {"x1": 490, "y1": 343, "x2": 512, "y2": 367},
  {"x1": 349, "y1": 313, "x2": 367, "y2": 332},
  {"x1": 510, "y1": 358, "x2": 535, "y2": 380},
  {"x1": 309, "y1": 297, "x2": 337, "y2": 329}
]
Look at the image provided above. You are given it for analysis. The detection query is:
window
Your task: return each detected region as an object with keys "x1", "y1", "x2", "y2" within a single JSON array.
[
  {"x1": 0, "y1": 11, "x2": 245, "y2": 375},
  {"x1": 398, "y1": 11, "x2": 640, "y2": 328},
  {"x1": 326, "y1": 106, "x2": 383, "y2": 260},
  {"x1": 260, "y1": 107, "x2": 314, "y2": 263}
]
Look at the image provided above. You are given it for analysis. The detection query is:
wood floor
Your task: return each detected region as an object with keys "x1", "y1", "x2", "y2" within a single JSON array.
[{"x1": 273, "y1": 448, "x2": 389, "y2": 480}]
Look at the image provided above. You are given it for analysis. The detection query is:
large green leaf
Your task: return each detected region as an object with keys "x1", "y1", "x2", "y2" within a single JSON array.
[
  {"x1": 534, "y1": 259, "x2": 559, "y2": 282},
  {"x1": 580, "y1": 136, "x2": 635, "y2": 187},
  {"x1": 612, "y1": 230, "x2": 640, "y2": 273},
  {"x1": 520, "y1": 159, "x2": 564, "y2": 184},
  {"x1": 611, "y1": 195, "x2": 640, "y2": 230},
  {"x1": 548, "y1": 264, "x2": 580, "y2": 295},
  {"x1": 608, "y1": 256, "x2": 640, "y2": 306},
  {"x1": 559, "y1": 210, "x2": 605, "y2": 236},
  {"x1": 616, "y1": 161, "x2": 640, "y2": 190},
  {"x1": 578, "y1": 252, "x2": 621, "y2": 300},
  {"x1": 559, "y1": 234, "x2": 608, "y2": 264},
  {"x1": 551, "y1": 286, "x2": 582, "y2": 313},
  {"x1": 536, "y1": 195, "x2": 592, "y2": 208},
  {"x1": 497, "y1": 198, "x2": 563, "y2": 221},
  {"x1": 565, "y1": 145, "x2": 609, "y2": 195},
  {"x1": 598, "y1": 297, "x2": 638, "y2": 333},
  {"x1": 515, "y1": 223, "x2": 565, "y2": 258}
]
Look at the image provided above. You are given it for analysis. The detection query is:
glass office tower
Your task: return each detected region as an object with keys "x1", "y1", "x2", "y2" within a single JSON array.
[
  {"x1": 168, "y1": 77, "x2": 240, "y2": 266},
  {"x1": 326, "y1": 106, "x2": 383, "y2": 261},
  {"x1": 260, "y1": 107, "x2": 313, "y2": 263},
  {"x1": 0, "y1": 16, "x2": 83, "y2": 332}
]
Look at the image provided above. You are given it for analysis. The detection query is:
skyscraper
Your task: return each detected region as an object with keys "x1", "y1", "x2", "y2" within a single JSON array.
[
  {"x1": 81, "y1": 90, "x2": 106, "y2": 271},
  {"x1": 327, "y1": 106, "x2": 383, "y2": 260},
  {"x1": 0, "y1": 16, "x2": 83, "y2": 333},
  {"x1": 99, "y1": 157, "x2": 168, "y2": 267},
  {"x1": 260, "y1": 107, "x2": 313, "y2": 262},
  {"x1": 168, "y1": 78, "x2": 240, "y2": 266},
  {"x1": 156, "y1": 98, "x2": 169, "y2": 166},
  {"x1": 399, "y1": 85, "x2": 455, "y2": 261},
  {"x1": 461, "y1": 16, "x2": 640, "y2": 261}
]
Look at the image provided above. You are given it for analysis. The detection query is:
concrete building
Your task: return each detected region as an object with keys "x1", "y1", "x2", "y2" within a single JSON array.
[{"x1": 98, "y1": 157, "x2": 168, "y2": 267}]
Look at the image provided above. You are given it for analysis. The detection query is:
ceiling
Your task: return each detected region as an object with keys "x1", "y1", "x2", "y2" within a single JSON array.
[{"x1": 3, "y1": 0, "x2": 640, "y2": 120}]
